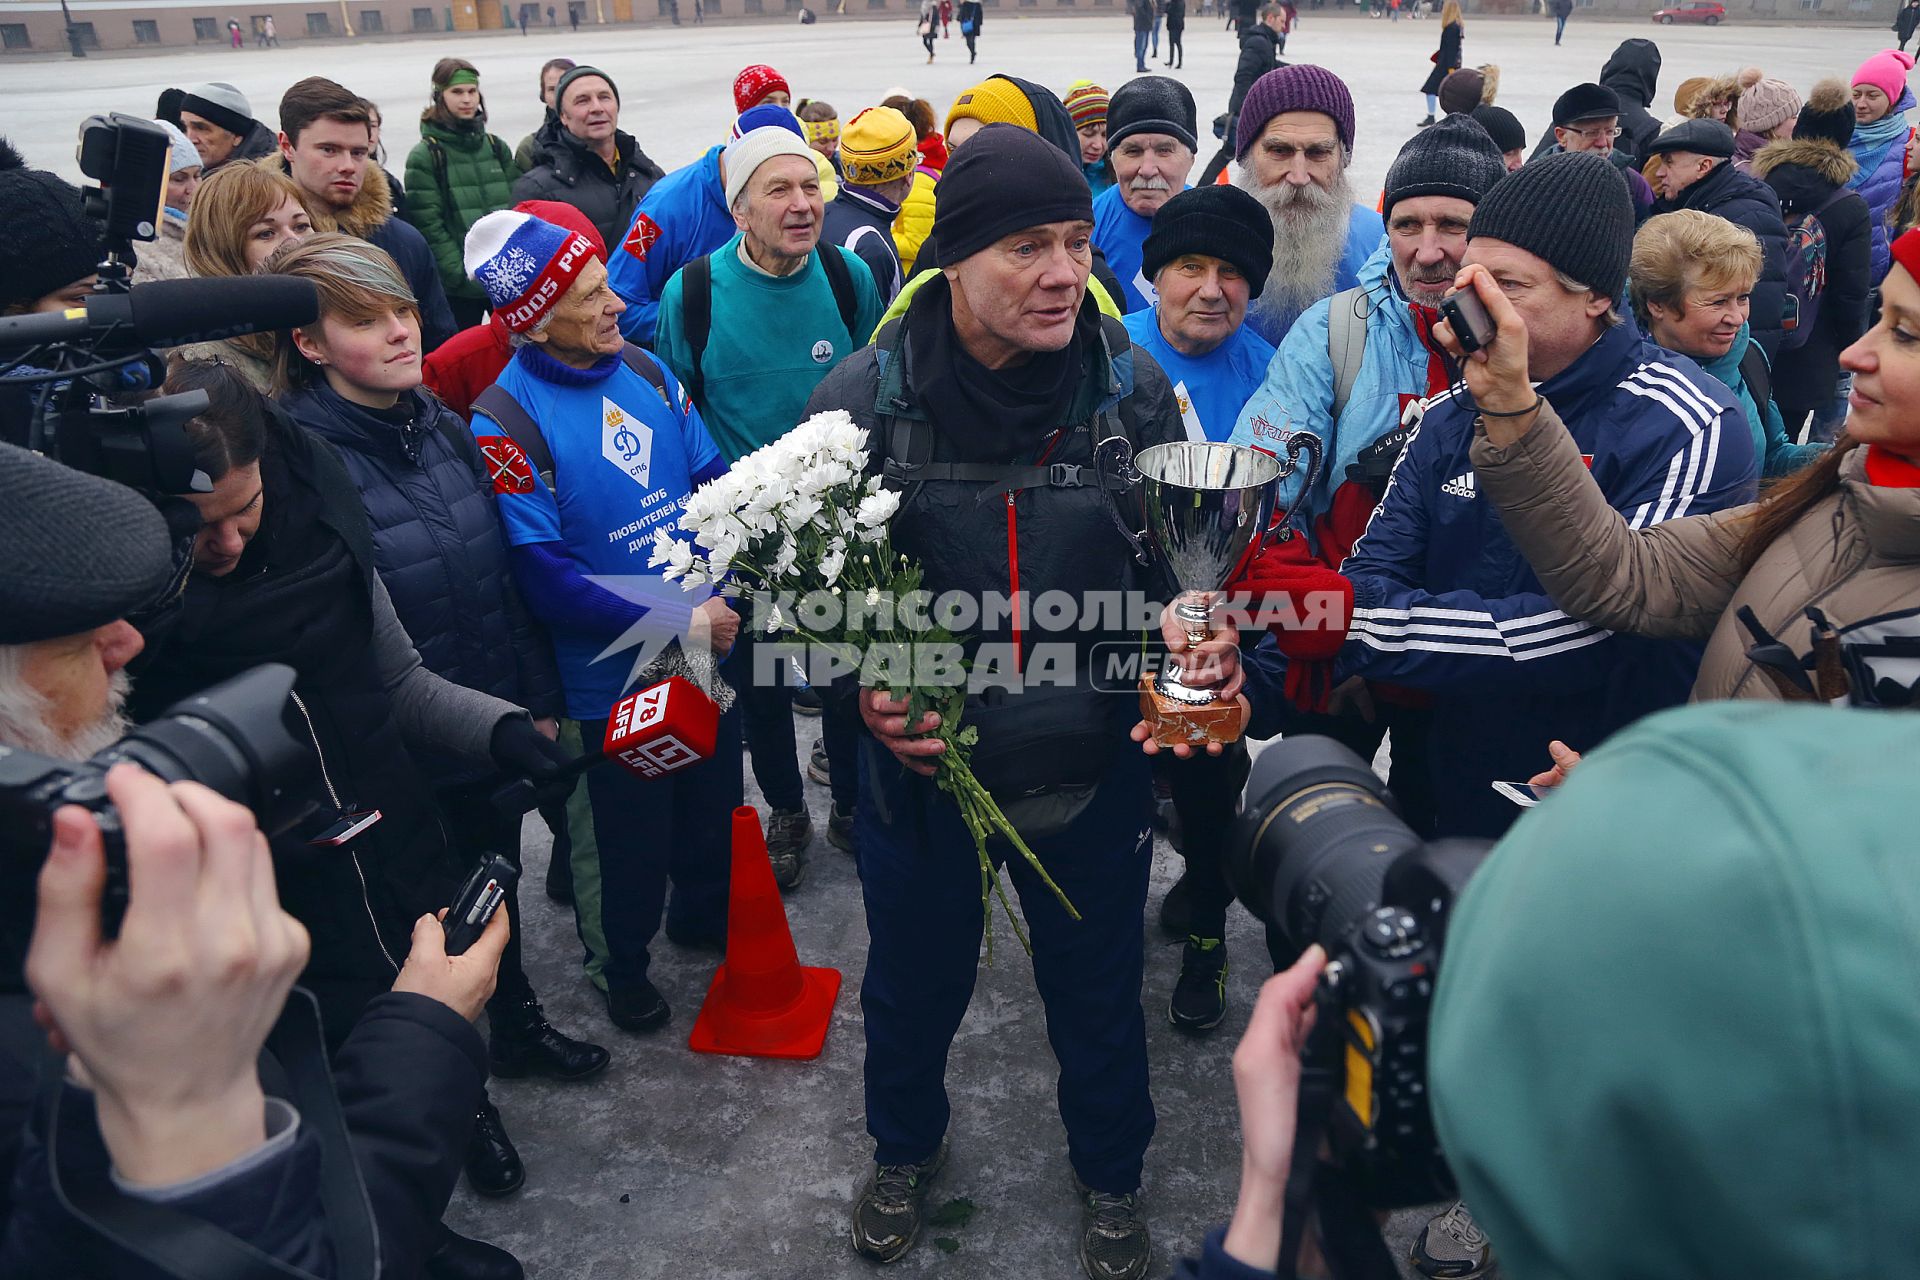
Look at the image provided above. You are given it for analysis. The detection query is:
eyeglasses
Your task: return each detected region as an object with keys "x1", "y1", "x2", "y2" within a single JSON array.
[{"x1": 1565, "y1": 123, "x2": 1623, "y2": 141}]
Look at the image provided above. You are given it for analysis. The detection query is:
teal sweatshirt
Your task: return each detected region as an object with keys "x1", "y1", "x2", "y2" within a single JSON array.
[{"x1": 653, "y1": 232, "x2": 883, "y2": 462}]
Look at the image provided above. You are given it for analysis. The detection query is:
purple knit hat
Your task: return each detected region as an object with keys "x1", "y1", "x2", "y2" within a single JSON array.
[{"x1": 1235, "y1": 64, "x2": 1356, "y2": 159}]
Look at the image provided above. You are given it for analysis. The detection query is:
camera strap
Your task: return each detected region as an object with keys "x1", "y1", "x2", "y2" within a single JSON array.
[{"x1": 36, "y1": 987, "x2": 381, "y2": 1280}]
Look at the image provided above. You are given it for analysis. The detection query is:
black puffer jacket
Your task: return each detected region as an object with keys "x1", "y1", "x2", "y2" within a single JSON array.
[
  {"x1": 1754, "y1": 137, "x2": 1874, "y2": 428},
  {"x1": 280, "y1": 381, "x2": 563, "y2": 784},
  {"x1": 1657, "y1": 158, "x2": 1790, "y2": 357},
  {"x1": 511, "y1": 127, "x2": 665, "y2": 250},
  {"x1": 1228, "y1": 24, "x2": 1283, "y2": 117},
  {"x1": 1599, "y1": 37, "x2": 1663, "y2": 162}
]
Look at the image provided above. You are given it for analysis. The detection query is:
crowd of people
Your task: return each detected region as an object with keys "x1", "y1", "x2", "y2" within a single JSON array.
[{"x1": 2, "y1": 18, "x2": 1918, "y2": 1280}]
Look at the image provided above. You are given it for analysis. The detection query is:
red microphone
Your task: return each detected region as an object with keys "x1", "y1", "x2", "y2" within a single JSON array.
[{"x1": 602, "y1": 676, "x2": 720, "y2": 779}]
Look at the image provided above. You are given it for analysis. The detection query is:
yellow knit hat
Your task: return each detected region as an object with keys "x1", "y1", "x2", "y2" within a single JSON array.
[
  {"x1": 839, "y1": 107, "x2": 919, "y2": 185},
  {"x1": 946, "y1": 77, "x2": 1037, "y2": 137}
]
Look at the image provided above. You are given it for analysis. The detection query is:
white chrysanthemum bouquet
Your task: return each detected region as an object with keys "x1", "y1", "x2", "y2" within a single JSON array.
[{"x1": 650, "y1": 411, "x2": 1075, "y2": 953}]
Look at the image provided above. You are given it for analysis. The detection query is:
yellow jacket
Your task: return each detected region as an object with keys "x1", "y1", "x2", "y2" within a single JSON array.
[{"x1": 891, "y1": 169, "x2": 936, "y2": 276}]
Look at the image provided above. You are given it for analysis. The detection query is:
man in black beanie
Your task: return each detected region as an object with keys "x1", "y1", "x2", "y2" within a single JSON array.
[
  {"x1": 1092, "y1": 75, "x2": 1199, "y2": 310},
  {"x1": 0, "y1": 140, "x2": 102, "y2": 319},
  {"x1": 805, "y1": 120, "x2": 1187, "y2": 1280},
  {"x1": 1224, "y1": 146, "x2": 1759, "y2": 1275}
]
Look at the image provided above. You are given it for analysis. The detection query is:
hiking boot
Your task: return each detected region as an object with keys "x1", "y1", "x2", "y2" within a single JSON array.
[
  {"x1": 808, "y1": 738, "x2": 832, "y2": 785},
  {"x1": 827, "y1": 801, "x2": 856, "y2": 854},
  {"x1": 488, "y1": 997, "x2": 611, "y2": 1081},
  {"x1": 1157, "y1": 871, "x2": 1194, "y2": 938},
  {"x1": 1417, "y1": 113, "x2": 1437, "y2": 127},
  {"x1": 767, "y1": 807, "x2": 812, "y2": 890},
  {"x1": 1168, "y1": 936, "x2": 1228, "y2": 1034},
  {"x1": 1410, "y1": 1200, "x2": 1494, "y2": 1278},
  {"x1": 1074, "y1": 1176, "x2": 1151, "y2": 1280},
  {"x1": 465, "y1": 1098, "x2": 524, "y2": 1197},
  {"x1": 850, "y1": 1140, "x2": 948, "y2": 1263}
]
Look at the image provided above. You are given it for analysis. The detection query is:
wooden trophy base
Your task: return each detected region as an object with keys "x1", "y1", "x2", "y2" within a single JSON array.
[{"x1": 1138, "y1": 674, "x2": 1247, "y2": 749}]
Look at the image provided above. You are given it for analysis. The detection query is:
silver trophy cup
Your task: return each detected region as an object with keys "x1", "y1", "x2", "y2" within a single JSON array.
[{"x1": 1134, "y1": 436, "x2": 1322, "y2": 710}]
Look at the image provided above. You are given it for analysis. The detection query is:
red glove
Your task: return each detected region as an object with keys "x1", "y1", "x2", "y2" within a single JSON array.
[
  {"x1": 1230, "y1": 544, "x2": 1354, "y2": 661},
  {"x1": 1283, "y1": 658, "x2": 1336, "y2": 714}
]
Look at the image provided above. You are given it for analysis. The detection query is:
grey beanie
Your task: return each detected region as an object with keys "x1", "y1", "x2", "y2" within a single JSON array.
[
  {"x1": 1467, "y1": 149, "x2": 1633, "y2": 301},
  {"x1": 1384, "y1": 113, "x2": 1508, "y2": 218},
  {"x1": 0, "y1": 442, "x2": 173, "y2": 643},
  {"x1": 178, "y1": 82, "x2": 255, "y2": 137}
]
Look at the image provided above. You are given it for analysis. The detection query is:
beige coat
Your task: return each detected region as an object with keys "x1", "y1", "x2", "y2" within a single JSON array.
[{"x1": 1472, "y1": 404, "x2": 1920, "y2": 702}]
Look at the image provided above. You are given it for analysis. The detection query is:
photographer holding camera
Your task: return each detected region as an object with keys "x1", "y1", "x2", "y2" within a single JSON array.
[
  {"x1": 0, "y1": 440, "x2": 508, "y2": 1278},
  {"x1": 1176, "y1": 699, "x2": 1920, "y2": 1280}
]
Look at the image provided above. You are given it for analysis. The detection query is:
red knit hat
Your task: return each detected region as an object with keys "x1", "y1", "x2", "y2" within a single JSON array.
[
  {"x1": 733, "y1": 64, "x2": 791, "y2": 114},
  {"x1": 1890, "y1": 226, "x2": 1920, "y2": 285}
]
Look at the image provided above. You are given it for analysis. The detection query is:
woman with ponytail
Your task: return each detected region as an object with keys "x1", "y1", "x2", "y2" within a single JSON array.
[{"x1": 404, "y1": 58, "x2": 519, "y2": 328}]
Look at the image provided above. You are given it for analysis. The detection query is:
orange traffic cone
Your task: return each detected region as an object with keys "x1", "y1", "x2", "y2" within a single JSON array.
[{"x1": 688, "y1": 806, "x2": 843, "y2": 1059}]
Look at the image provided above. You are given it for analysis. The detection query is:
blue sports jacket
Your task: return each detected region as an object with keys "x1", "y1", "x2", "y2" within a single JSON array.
[{"x1": 606, "y1": 145, "x2": 734, "y2": 345}]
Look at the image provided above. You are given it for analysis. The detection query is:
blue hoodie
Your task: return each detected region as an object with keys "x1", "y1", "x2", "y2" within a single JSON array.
[
  {"x1": 1244, "y1": 315, "x2": 1759, "y2": 838},
  {"x1": 606, "y1": 145, "x2": 733, "y2": 345}
]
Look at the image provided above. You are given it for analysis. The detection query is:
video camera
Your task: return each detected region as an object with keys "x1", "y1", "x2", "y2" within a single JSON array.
[
  {"x1": 0, "y1": 664, "x2": 316, "y2": 942},
  {"x1": 1229, "y1": 737, "x2": 1493, "y2": 1279},
  {"x1": 0, "y1": 114, "x2": 317, "y2": 495}
]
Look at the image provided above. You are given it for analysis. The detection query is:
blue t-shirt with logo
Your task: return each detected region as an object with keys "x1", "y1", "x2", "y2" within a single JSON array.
[
  {"x1": 1122, "y1": 308, "x2": 1276, "y2": 443},
  {"x1": 1092, "y1": 182, "x2": 1191, "y2": 314},
  {"x1": 475, "y1": 346, "x2": 723, "y2": 718}
]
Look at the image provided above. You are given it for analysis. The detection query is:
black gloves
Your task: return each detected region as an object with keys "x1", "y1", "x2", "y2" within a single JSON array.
[{"x1": 488, "y1": 715, "x2": 577, "y2": 811}]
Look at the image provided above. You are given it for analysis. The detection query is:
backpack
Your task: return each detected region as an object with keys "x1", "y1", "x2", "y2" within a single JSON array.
[
  {"x1": 1779, "y1": 187, "x2": 1849, "y2": 353},
  {"x1": 471, "y1": 344, "x2": 674, "y2": 489},
  {"x1": 679, "y1": 245, "x2": 860, "y2": 412},
  {"x1": 1326, "y1": 285, "x2": 1369, "y2": 422}
]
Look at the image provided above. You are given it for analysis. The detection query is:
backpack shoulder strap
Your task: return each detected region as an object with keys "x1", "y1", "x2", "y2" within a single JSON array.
[
  {"x1": 1326, "y1": 286, "x2": 1369, "y2": 422},
  {"x1": 618, "y1": 342, "x2": 676, "y2": 412},
  {"x1": 818, "y1": 244, "x2": 861, "y2": 342},
  {"x1": 682, "y1": 253, "x2": 712, "y2": 410},
  {"x1": 1739, "y1": 341, "x2": 1773, "y2": 416},
  {"x1": 472, "y1": 384, "x2": 557, "y2": 488}
]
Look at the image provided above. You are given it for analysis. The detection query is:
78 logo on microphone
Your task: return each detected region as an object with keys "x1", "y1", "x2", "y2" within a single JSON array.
[{"x1": 604, "y1": 677, "x2": 720, "y2": 779}]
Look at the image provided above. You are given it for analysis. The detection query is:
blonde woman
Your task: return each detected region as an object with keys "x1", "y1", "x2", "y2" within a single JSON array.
[
  {"x1": 1417, "y1": 0, "x2": 1464, "y2": 127},
  {"x1": 172, "y1": 161, "x2": 320, "y2": 388}
]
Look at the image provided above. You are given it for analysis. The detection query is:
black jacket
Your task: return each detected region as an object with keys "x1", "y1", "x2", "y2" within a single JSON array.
[
  {"x1": 512, "y1": 127, "x2": 665, "y2": 249},
  {"x1": 1420, "y1": 21, "x2": 1463, "y2": 96},
  {"x1": 1753, "y1": 137, "x2": 1874, "y2": 423},
  {"x1": 1897, "y1": 0, "x2": 1919, "y2": 41},
  {"x1": 1657, "y1": 158, "x2": 1790, "y2": 357},
  {"x1": 1228, "y1": 25, "x2": 1283, "y2": 117},
  {"x1": 281, "y1": 382, "x2": 563, "y2": 782},
  {"x1": 802, "y1": 283, "x2": 1183, "y2": 809},
  {"x1": 1131, "y1": 0, "x2": 1154, "y2": 31},
  {"x1": 1, "y1": 993, "x2": 484, "y2": 1280},
  {"x1": 1599, "y1": 38, "x2": 1663, "y2": 162},
  {"x1": 206, "y1": 120, "x2": 280, "y2": 174},
  {"x1": 824, "y1": 186, "x2": 904, "y2": 302}
]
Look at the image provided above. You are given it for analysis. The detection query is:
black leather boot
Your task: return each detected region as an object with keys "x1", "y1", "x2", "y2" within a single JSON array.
[
  {"x1": 466, "y1": 1097, "x2": 525, "y2": 1197},
  {"x1": 425, "y1": 1226, "x2": 524, "y2": 1280},
  {"x1": 489, "y1": 997, "x2": 611, "y2": 1082}
]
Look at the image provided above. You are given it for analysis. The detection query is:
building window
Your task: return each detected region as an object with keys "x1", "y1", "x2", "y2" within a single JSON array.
[
  {"x1": 360, "y1": 8, "x2": 385, "y2": 28},
  {"x1": 1, "y1": 21, "x2": 28, "y2": 45},
  {"x1": 306, "y1": 9, "x2": 332, "y2": 30},
  {"x1": 192, "y1": 15, "x2": 219, "y2": 36},
  {"x1": 69, "y1": 21, "x2": 98, "y2": 45},
  {"x1": 411, "y1": 5, "x2": 436, "y2": 25},
  {"x1": 133, "y1": 17, "x2": 161, "y2": 39}
]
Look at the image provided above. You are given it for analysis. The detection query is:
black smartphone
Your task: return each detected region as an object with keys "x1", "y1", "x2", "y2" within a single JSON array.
[
  {"x1": 1440, "y1": 288, "x2": 1497, "y2": 354},
  {"x1": 443, "y1": 854, "x2": 518, "y2": 956}
]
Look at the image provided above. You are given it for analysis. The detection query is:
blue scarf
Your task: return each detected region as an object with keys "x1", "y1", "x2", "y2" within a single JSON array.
[{"x1": 1849, "y1": 87, "x2": 1915, "y2": 192}]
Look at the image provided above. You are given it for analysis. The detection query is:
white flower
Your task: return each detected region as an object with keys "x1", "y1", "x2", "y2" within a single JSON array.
[
  {"x1": 856, "y1": 489, "x2": 901, "y2": 530},
  {"x1": 648, "y1": 529, "x2": 696, "y2": 581},
  {"x1": 769, "y1": 539, "x2": 798, "y2": 577},
  {"x1": 865, "y1": 586, "x2": 882, "y2": 607},
  {"x1": 820, "y1": 544, "x2": 846, "y2": 586}
]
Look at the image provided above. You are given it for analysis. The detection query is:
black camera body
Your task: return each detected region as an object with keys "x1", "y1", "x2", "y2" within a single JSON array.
[
  {"x1": 1231, "y1": 737, "x2": 1491, "y2": 1211},
  {"x1": 0, "y1": 664, "x2": 315, "y2": 943}
]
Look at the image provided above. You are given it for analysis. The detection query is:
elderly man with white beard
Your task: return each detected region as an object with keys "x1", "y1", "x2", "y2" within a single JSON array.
[
  {"x1": 1229, "y1": 65, "x2": 1385, "y2": 347},
  {"x1": 1091, "y1": 77, "x2": 1199, "y2": 312}
]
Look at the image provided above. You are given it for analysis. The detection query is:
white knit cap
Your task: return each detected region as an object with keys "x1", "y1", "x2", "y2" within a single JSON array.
[
  {"x1": 154, "y1": 120, "x2": 200, "y2": 175},
  {"x1": 722, "y1": 126, "x2": 819, "y2": 210}
]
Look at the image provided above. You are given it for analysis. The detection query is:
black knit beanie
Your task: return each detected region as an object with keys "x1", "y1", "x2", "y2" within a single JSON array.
[
  {"x1": 1793, "y1": 79, "x2": 1856, "y2": 150},
  {"x1": 1384, "y1": 113, "x2": 1508, "y2": 218},
  {"x1": 1471, "y1": 105, "x2": 1525, "y2": 155},
  {"x1": 1467, "y1": 149, "x2": 1633, "y2": 301},
  {"x1": 0, "y1": 139, "x2": 102, "y2": 312},
  {"x1": 934, "y1": 123, "x2": 1093, "y2": 267},
  {"x1": 556, "y1": 65, "x2": 619, "y2": 107},
  {"x1": 1107, "y1": 75, "x2": 1199, "y2": 152},
  {"x1": 1141, "y1": 185, "x2": 1273, "y2": 294}
]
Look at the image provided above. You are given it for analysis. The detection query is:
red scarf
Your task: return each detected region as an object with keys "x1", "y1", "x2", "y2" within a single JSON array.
[
  {"x1": 1864, "y1": 444, "x2": 1920, "y2": 487},
  {"x1": 1408, "y1": 302, "x2": 1454, "y2": 398}
]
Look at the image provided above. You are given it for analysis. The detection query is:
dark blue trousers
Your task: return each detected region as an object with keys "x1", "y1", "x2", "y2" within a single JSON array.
[
  {"x1": 579, "y1": 689, "x2": 741, "y2": 992},
  {"x1": 855, "y1": 743, "x2": 1156, "y2": 1194}
]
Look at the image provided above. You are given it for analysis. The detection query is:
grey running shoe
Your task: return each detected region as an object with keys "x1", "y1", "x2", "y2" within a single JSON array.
[
  {"x1": 850, "y1": 1141, "x2": 948, "y2": 1263},
  {"x1": 808, "y1": 738, "x2": 832, "y2": 785},
  {"x1": 1410, "y1": 1199, "x2": 1494, "y2": 1278},
  {"x1": 1074, "y1": 1177, "x2": 1151, "y2": 1280},
  {"x1": 766, "y1": 807, "x2": 812, "y2": 890}
]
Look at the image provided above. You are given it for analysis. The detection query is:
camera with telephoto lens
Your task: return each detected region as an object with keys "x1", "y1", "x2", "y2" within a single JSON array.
[
  {"x1": 1230, "y1": 737, "x2": 1493, "y2": 1212},
  {"x1": 0, "y1": 664, "x2": 316, "y2": 941}
]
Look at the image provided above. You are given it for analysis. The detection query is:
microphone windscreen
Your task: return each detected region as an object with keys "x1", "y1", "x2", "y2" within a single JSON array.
[
  {"x1": 602, "y1": 677, "x2": 719, "y2": 779},
  {"x1": 125, "y1": 275, "x2": 321, "y2": 347}
]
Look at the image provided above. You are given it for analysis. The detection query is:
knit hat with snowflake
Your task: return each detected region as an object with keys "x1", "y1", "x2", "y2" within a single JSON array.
[{"x1": 464, "y1": 209, "x2": 598, "y2": 334}]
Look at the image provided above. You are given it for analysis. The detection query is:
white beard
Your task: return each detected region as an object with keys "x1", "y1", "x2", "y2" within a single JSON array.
[
  {"x1": 0, "y1": 666, "x2": 132, "y2": 763},
  {"x1": 1236, "y1": 166, "x2": 1356, "y2": 332}
]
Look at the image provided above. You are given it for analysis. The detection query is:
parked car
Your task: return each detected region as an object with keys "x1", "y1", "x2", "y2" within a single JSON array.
[{"x1": 1653, "y1": 1, "x2": 1725, "y2": 22}]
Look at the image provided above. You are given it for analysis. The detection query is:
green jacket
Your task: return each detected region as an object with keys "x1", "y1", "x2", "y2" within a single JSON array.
[
  {"x1": 1432, "y1": 700, "x2": 1920, "y2": 1279},
  {"x1": 403, "y1": 121, "x2": 519, "y2": 303}
]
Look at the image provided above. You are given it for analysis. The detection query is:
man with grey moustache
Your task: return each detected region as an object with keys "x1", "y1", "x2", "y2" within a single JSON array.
[
  {"x1": 1091, "y1": 77, "x2": 1199, "y2": 312},
  {"x1": 1229, "y1": 65, "x2": 1385, "y2": 345}
]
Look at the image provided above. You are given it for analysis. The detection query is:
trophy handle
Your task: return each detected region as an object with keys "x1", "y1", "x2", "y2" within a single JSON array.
[
  {"x1": 1094, "y1": 428, "x2": 1151, "y2": 565},
  {"x1": 1262, "y1": 430, "x2": 1324, "y2": 548}
]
